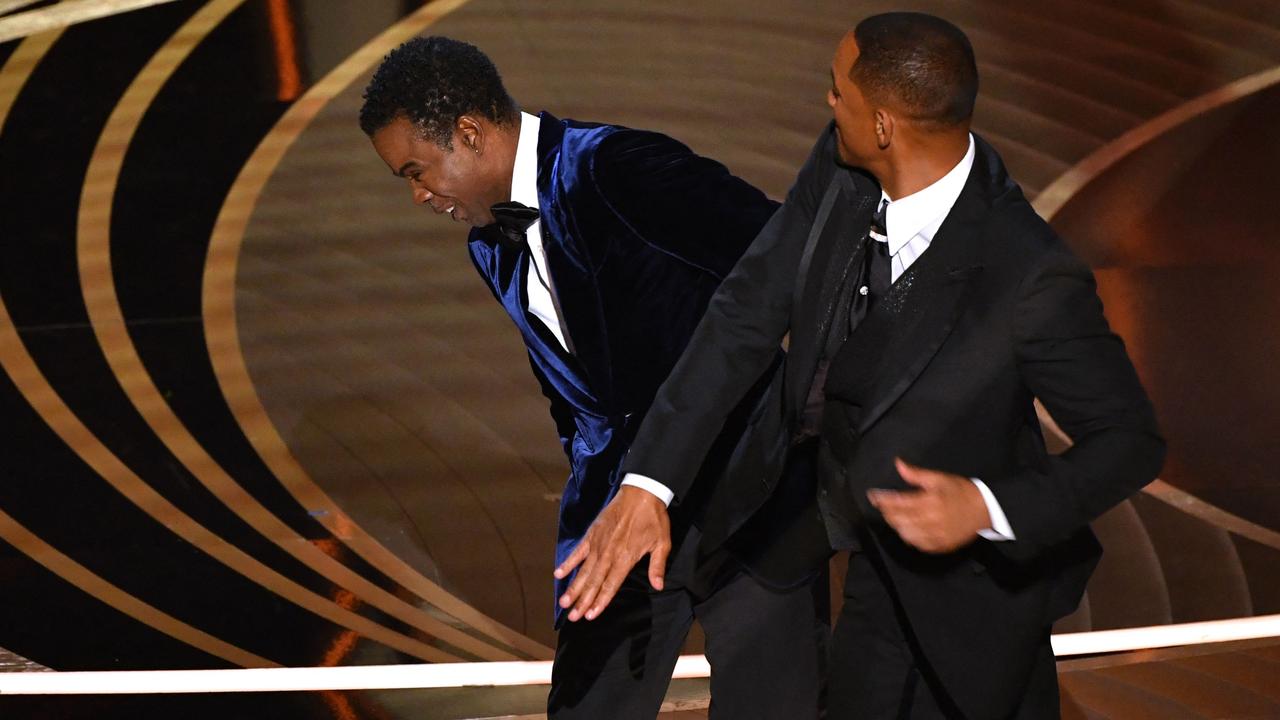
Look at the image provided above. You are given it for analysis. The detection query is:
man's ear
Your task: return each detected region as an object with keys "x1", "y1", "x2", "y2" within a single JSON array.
[
  {"x1": 875, "y1": 109, "x2": 893, "y2": 150},
  {"x1": 457, "y1": 114, "x2": 483, "y2": 155}
]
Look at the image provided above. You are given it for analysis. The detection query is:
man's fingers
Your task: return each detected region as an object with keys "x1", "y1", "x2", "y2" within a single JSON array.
[
  {"x1": 647, "y1": 543, "x2": 670, "y2": 592},
  {"x1": 567, "y1": 557, "x2": 609, "y2": 622},
  {"x1": 875, "y1": 499, "x2": 910, "y2": 531},
  {"x1": 554, "y1": 539, "x2": 591, "y2": 580},
  {"x1": 555, "y1": 487, "x2": 674, "y2": 621},
  {"x1": 889, "y1": 519, "x2": 921, "y2": 546},
  {"x1": 874, "y1": 464, "x2": 980, "y2": 555},
  {"x1": 586, "y1": 562, "x2": 634, "y2": 620},
  {"x1": 880, "y1": 502, "x2": 944, "y2": 534},
  {"x1": 885, "y1": 512, "x2": 956, "y2": 553},
  {"x1": 878, "y1": 503, "x2": 935, "y2": 548},
  {"x1": 895, "y1": 457, "x2": 938, "y2": 490},
  {"x1": 894, "y1": 457, "x2": 921, "y2": 484},
  {"x1": 889, "y1": 516, "x2": 933, "y2": 548},
  {"x1": 559, "y1": 545, "x2": 603, "y2": 611},
  {"x1": 869, "y1": 489, "x2": 924, "y2": 514}
]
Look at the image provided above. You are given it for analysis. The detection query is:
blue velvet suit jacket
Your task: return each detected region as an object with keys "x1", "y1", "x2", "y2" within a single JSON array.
[{"x1": 467, "y1": 113, "x2": 778, "y2": 622}]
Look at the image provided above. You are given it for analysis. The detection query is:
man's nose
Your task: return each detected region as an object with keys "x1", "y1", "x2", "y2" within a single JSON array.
[{"x1": 412, "y1": 185, "x2": 433, "y2": 205}]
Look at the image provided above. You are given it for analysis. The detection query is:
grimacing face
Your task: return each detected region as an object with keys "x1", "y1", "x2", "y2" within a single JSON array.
[
  {"x1": 370, "y1": 115, "x2": 500, "y2": 227},
  {"x1": 827, "y1": 32, "x2": 878, "y2": 168}
]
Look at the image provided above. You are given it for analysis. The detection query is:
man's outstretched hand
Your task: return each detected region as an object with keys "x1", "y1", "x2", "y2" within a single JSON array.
[{"x1": 554, "y1": 486, "x2": 672, "y2": 621}]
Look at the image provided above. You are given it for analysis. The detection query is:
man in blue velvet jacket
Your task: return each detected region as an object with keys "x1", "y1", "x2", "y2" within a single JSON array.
[{"x1": 360, "y1": 37, "x2": 824, "y2": 719}]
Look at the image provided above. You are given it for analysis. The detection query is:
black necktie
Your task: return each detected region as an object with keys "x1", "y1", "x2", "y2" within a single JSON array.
[
  {"x1": 846, "y1": 198, "x2": 890, "y2": 334},
  {"x1": 488, "y1": 201, "x2": 540, "y2": 249},
  {"x1": 866, "y1": 198, "x2": 891, "y2": 305}
]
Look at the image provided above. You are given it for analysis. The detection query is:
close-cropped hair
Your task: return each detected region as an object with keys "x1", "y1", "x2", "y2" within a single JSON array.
[
  {"x1": 852, "y1": 12, "x2": 979, "y2": 129},
  {"x1": 359, "y1": 36, "x2": 517, "y2": 146}
]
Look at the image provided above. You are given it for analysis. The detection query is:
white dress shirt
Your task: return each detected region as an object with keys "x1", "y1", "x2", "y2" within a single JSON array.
[
  {"x1": 622, "y1": 134, "x2": 1015, "y2": 541},
  {"x1": 511, "y1": 112, "x2": 571, "y2": 353}
]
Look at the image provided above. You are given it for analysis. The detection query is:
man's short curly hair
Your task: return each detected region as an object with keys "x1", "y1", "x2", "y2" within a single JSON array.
[{"x1": 359, "y1": 36, "x2": 517, "y2": 147}]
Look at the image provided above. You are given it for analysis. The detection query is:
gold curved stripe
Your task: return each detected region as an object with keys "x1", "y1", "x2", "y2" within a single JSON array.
[
  {"x1": 0, "y1": 0, "x2": 182, "y2": 44},
  {"x1": 202, "y1": 0, "x2": 552, "y2": 660},
  {"x1": 0, "y1": 508, "x2": 277, "y2": 668},
  {"x1": 0, "y1": 0, "x2": 42, "y2": 17},
  {"x1": 1036, "y1": 402, "x2": 1280, "y2": 550},
  {"x1": 77, "y1": 0, "x2": 522, "y2": 662},
  {"x1": 0, "y1": 0, "x2": 445, "y2": 661},
  {"x1": 1029, "y1": 62, "x2": 1280, "y2": 550},
  {"x1": 1142, "y1": 480, "x2": 1280, "y2": 552},
  {"x1": 1033, "y1": 65, "x2": 1280, "y2": 220},
  {"x1": 69, "y1": 0, "x2": 468, "y2": 663},
  {"x1": 0, "y1": 22, "x2": 276, "y2": 670}
]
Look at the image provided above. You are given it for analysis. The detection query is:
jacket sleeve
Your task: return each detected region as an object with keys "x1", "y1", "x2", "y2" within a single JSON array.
[
  {"x1": 986, "y1": 246, "x2": 1166, "y2": 555},
  {"x1": 619, "y1": 124, "x2": 839, "y2": 500},
  {"x1": 588, "y1": 128, "x2": 781, "y2": 278}
]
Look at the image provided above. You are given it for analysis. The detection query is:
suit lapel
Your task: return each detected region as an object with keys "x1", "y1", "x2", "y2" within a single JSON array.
[
  {"x1": 531, "y1": 112, "x2": 616, "y2": 405},
  {"x1": 854, "y1": 162, "x2": 990, "y2": 435},
  {"x1": 786, "y1": 171, "x2": 876, "y2": 410}
]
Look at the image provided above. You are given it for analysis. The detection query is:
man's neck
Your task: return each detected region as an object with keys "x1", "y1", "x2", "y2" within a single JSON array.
[
  {"x1": 491, "y1": 114, "x2": 524, "y2": 202},
  {"x1": 877, "y1": 130, "x2": 970, "y2": 201}
]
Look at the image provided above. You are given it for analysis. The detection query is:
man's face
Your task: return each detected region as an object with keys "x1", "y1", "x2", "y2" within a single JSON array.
[
  {"x1": 827, "y1": 33, "x2": 878, "y2": 167},
  {"x1": 370, "y1": 115, "x2": 500, "y2": 227}
]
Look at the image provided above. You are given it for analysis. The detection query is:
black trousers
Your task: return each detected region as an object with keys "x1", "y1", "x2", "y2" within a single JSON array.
[
  {"x1": 548, "y1": 526, "x2": 827, "y2": 719},
  {"x1": 828, "y1": 550, "x2": 1059, "y2": 720}
]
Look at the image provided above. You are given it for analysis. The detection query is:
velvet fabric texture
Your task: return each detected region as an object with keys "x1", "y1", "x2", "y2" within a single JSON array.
[{"x1": 467, "y1": 113, "x2": 778, "y2": 624}]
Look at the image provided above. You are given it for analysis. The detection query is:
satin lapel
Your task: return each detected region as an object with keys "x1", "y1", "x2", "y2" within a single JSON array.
[
  {"x1": 855, "y1": 169, "x2": 990, "y2": 435},
  {"x1": 532, "y1": 112, "x2": 615, "y2": 404},
  {"x1": 785, "y1": 172, "x2": 875, "y2": 410}
]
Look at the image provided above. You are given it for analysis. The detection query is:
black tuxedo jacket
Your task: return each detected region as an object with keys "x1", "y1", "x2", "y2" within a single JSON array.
[{"x1": 622, "y1": 122, "x2": 1165, "y2": 717}]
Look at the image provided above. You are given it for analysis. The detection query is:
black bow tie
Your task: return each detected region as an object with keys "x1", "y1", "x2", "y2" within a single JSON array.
[{"x1": 488, "y1": 201, "x2": 541, "y2": 249}]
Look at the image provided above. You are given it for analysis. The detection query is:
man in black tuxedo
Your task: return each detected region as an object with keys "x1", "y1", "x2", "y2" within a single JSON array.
[
  {"x1": 361, "y1": 37, "x2": 822, "y2": 719},
  {"x1": 556, "y1": 13, "x2": 1165, "y2": 719}
]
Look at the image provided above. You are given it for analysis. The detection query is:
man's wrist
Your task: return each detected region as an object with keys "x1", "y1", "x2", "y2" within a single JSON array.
[
  {"x1": 620, "y1": 474, "x2": 674, "y2": 506},
  {"x1": 971, "y1": 478, "x2": 1015, "y2": 541}
]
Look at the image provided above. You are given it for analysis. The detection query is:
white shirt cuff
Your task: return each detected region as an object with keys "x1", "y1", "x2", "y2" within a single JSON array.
[
  {"x1": 620, "y1": 473, "x2": 675, "y2": 507},
  {"x1": 972, "y1": 478, "x2": 1015, "y2": 541}
]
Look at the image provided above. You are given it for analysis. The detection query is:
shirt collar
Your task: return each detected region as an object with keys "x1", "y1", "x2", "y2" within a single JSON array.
[
  {"x1": 880, "y1": 133, "x2": 975, "y2": 256},
  {"x1": 510, "y1": 111, "x2": 541, "y2": 207}
]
